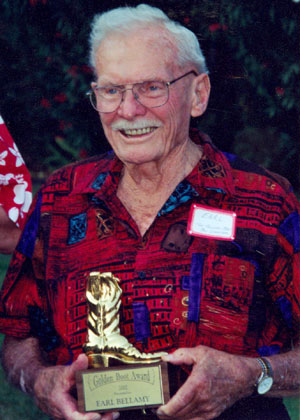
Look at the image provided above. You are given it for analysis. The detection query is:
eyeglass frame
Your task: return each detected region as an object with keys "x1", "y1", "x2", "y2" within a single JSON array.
[{"x1": 86, "y1": 70, "x2": 198, "y2": 113}]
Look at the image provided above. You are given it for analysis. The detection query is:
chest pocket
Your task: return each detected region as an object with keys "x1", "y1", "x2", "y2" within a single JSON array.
[
  {"x1": 201, "y1": 254, "x2": 255, "y2": 336},
  {"x1": 169, "y1": 253, "x2": 256, "y2": 338}
]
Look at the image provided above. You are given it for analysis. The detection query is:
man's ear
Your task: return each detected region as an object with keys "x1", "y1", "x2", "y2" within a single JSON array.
[{"x1": 190, "y1": 73, "x2": 211, "y2": 117}]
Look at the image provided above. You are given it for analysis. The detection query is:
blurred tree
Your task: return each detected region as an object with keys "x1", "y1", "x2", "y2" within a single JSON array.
[
  {"x1": 168, "y1": 0, "x2": 300, "y2": 190},
  {"x1": 0, "y1": 0, "x2": 299, "y2": 193}
]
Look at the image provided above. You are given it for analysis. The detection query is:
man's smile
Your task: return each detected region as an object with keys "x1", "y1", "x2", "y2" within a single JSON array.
[
  {"x1": 111, "y1": 119, "x2": 162, "y2": 139},
  {"x1": 121, "y1": 126, "x2": 158, "y2": 137}
]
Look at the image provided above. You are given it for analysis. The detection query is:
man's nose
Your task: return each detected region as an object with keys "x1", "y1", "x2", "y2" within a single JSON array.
[{"x1": 117, "y1": 89, "x2": 147, "y2": 119}]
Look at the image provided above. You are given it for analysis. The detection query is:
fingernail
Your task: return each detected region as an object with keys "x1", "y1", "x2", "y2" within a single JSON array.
[
  {"x1": 112, "y1": 413, "x2": 120, "y2": 420},
  {"x1": 92, "y1": 415, "x2": 101, "y2": 420}
]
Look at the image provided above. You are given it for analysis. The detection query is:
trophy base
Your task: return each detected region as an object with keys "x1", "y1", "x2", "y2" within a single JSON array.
[{"x1": 76, "y1": 362, "x2": 170, "y2": 413}]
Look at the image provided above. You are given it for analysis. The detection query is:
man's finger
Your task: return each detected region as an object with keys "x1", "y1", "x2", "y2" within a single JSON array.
[
  {"x1": 157, "y1": 378, "x2": 197, "y2": 418},
  {"x1": 64, "y1": 353, "x2": 89, "y2": 385},
  {"x1": 162, "y1": 348, "x2": 197, "y2": 366}
]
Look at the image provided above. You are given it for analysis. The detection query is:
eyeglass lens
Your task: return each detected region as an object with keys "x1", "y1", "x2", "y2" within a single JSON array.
[
  {"x1": 88, "y1": 71, "x2": 197, "y2": 113},
  {"x1": 89, "y1": 81, "x2": 169, "y2": 113}
]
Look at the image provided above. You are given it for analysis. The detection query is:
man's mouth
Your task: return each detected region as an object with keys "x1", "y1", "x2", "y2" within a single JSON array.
[
  {"x1": 111, "y1": 120, "x2": 161, "y2": 138},
  {"x1": 121, "y1": 127, "x2": 157, "y2": 137}
]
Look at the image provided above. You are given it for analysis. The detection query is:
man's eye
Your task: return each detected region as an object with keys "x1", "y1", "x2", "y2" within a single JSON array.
[
  {"x1": 139, "y1": 82, "x2": 164, "y2": 95},
  {"x1": 104, "y1": 87, "x2": 119, "y2": 95},
  {"x1": 147, "y1": 82, "x2": 162, "y2": 91},
  {"x1": 148, "y1": 84, "x2": 160, "y2": 91},
  {"x1": 98, "y1": 87, "x2": 121, "y2": 98}
]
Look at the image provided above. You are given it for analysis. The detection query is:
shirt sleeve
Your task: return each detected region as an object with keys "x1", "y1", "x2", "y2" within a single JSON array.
[
  {"x1": 0, "y1": 115, "x2": 32, "y2": 229},
  {"x1": 0, "y1": 191, "x2": 45, "y2": 338},
  {"x1": 0, "y1": 186, "x2": 65, "y2": 362}
]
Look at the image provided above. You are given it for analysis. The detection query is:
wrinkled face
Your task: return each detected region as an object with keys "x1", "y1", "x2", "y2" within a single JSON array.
[{"x1": 94, "y1": 29, "x2": 197, "y2": 166}]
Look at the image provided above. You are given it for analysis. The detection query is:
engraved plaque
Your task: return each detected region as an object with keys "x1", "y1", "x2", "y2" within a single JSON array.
[{"x1": 77, "y1": 362, "x2": 169, "y2": 412}]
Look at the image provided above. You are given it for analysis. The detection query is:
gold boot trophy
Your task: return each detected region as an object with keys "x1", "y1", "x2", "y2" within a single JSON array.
[{"x1": 76, "y1": 272, "x2": 170, "y2": 413}]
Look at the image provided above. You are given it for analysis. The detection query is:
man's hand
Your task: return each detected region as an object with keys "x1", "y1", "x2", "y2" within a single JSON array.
[
  {"x1": 0, "y1": 205, "x2": 21, "y2": 254},
  {"x1": 157, "y1": 346, "x2": 258, "y2": 420},
  {"x1": 33, "y1": 353, "x2": 119, "y2": 420},
  {"x1": 1, "y1": 337, "x2": 119, "y2": 420}
]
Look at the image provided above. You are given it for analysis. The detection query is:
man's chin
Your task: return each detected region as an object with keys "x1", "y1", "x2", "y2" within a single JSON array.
[{"x1": 118, "y1": 150, "x2": 161, "y2": 166}]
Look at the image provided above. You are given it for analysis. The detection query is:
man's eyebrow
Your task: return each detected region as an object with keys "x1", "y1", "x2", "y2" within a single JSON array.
[
  {"x1": 96, "y1": 79, "x2": 120, "y2": 86},
  {"x1": 97, "y1": 82, "x2": 124, "y2": 87},
  {"x1": 97, "y1": 76, "x2": 166, "y2": 86}
]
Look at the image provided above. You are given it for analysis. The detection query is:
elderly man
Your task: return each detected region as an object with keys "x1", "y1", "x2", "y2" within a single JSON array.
[{"x1": 0, "y1": 4, "x2": 299, "y2": 420}]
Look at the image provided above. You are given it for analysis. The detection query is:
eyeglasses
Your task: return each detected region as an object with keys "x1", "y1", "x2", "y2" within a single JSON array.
[{"x1": 86, "y1": 70, "x2": 197, "y2": 113}]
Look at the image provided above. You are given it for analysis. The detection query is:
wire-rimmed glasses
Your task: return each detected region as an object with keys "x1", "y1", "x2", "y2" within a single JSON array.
[{"x1": 86, "y1": 70, "x2": 197, "y2": 113}]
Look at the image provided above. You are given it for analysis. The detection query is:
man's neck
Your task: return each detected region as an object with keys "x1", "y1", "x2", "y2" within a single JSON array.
[
  {"x1": 116, "y1": 139, "x2": 202, "y2": 236},
  {"x1": 119, "y1": 139, "x2": 202, "y2": 194}
]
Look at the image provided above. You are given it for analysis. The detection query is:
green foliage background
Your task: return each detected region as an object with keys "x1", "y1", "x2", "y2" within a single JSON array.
[{"x1": 0, "y1": 0, "x2": 299, "y2": 193}]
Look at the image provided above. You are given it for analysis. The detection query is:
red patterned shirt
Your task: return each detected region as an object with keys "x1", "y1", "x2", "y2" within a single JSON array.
[{"x1": 0, "y1": 130, "x2": 299, "y2": 366}]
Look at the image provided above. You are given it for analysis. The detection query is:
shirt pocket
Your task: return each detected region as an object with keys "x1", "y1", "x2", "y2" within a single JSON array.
[
  {"x1": 200, "y1": 254, "x2": 255, "y2": 337},
  {"x1": 168, "y1": 253, "x2": 256, "y2": 340}
]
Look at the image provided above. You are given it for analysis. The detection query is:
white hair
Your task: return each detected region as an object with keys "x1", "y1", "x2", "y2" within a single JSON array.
[{"x1": 89, "y1": 4, "x2": 208, "y2": 74}]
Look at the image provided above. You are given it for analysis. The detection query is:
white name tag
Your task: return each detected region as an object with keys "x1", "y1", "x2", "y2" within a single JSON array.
[{"x1": 187, "y1": 204, "x2": 236, "y2": 241}]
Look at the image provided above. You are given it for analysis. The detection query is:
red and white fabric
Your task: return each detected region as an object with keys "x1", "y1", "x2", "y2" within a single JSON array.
[{"x1": 0, "y1": 115, "x2": 32, "y2": 229}]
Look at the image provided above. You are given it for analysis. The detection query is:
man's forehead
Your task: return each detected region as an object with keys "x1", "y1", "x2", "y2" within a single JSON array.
[
  {"x1": 95, "y1": 29, "x2": 178, "y2": 84},
  {"x1": 99, "y1": 24, "x2": 176, "y2": 48},
  {"x1": 96, "y1": 27, "x2": 177, "y2": 62}
]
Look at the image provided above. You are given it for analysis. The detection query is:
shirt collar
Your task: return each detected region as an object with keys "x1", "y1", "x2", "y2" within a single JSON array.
[
  {"x1": 188, "y1": 129, "x2": 236, "y2": 196},
  {"x1": 71, "y1": 129, "x2": 236, "y2": 197},
  {"x1": 71, "y1": 152, "x2": 122, "y2": 195}
]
